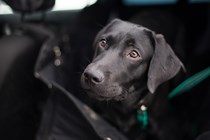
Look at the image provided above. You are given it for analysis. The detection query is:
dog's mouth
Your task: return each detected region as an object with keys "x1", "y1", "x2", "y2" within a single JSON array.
[
  {"x1": 84, "y1": 89, "x2": 129, "y2": 101},
  {"x1": 81, "y1": 81, "x2": 129, "y2": 101}
]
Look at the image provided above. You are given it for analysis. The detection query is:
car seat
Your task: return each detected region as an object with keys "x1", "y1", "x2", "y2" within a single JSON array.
[{"x1": 0, "y1": 0, "x2": 55, "y2": 140}]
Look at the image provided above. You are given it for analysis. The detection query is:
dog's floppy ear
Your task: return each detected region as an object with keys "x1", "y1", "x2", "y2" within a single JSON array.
[{"x1": 147, "y1": 33, "x2": 185, "y2": 94}]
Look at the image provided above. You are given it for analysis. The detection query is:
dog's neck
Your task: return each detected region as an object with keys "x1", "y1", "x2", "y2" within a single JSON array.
[
  {"x1": 120, "y1": 75, "x2": 151, "y2": 109},
  {"x1": 93, "y1": 83, "x2": 151, "y2": 133},
  {"x1": 117, "y1": 85, "x2": 148, "y2": 112}
]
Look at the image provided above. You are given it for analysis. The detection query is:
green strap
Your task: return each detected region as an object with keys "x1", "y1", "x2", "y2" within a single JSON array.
[
  {"x1": 137, "y1": 66, "x2": 210, "y2": 129},
  {"x1": 168, "y1": 66, "x2": 210, "y2": 99}
]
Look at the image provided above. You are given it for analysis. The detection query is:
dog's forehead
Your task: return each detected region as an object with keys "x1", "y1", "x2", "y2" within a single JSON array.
[
  {"x1": 99, "y1": 21, "x2": 151, "y2": 46},
  {"x1": 107, "y1": 21, "x2": 146, "y2": 36}
]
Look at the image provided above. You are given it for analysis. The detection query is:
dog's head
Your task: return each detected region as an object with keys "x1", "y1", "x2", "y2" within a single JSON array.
[{"x1": 81, "y1": 19, "x2": 184, "y2": 102}]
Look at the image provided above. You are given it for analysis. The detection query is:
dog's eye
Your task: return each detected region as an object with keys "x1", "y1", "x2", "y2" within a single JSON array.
[
  {"x1": 98, "y1": 39, "x2": 107, "y2": 48},
  {"x1": 128, "y1": 50, "x2": 140, "y2": 59}
]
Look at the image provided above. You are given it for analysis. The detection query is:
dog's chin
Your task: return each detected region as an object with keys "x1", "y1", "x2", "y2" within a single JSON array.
[{"x1": 84, "y1": 88, "x2": 128, "y2": 101}]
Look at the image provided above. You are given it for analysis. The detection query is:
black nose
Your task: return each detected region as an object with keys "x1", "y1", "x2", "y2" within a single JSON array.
[{"x1": 84, "y1": 70, "x2": 104, "y2": 84}]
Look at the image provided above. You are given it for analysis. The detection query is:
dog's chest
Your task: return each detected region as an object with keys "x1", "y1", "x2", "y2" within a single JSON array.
[{"x1": 93, "y1": 101, "x2": 141, "y2": 133}]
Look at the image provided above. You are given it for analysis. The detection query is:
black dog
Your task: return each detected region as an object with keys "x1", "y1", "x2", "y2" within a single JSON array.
[{"x1": 81, "y1": 19, "x2": 185, "y2": 140}]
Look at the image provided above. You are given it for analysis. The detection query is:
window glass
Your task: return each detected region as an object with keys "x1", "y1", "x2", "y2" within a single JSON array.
[{"x1": 0, "y1": 0, "x2": 97, "y2": 15}]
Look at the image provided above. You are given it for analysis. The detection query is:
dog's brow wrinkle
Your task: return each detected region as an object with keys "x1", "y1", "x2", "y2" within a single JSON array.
[{"x1": 126, "y1": 38, "x2": 135, "y2": 45}]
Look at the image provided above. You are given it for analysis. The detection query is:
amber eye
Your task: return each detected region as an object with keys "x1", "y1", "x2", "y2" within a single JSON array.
[
  {"x1": 128, "y1": 50, "x2": 140, "y2": 59},
  {"x1": 98, "y1": 39, "x2": 107, "y2": 48}
]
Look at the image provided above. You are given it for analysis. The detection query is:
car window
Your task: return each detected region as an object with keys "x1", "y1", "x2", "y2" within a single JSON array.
[
  {"x1": 53, "y1": 0, "x2": 97, "y2": 11},
  {"x1": 0, "y1": 0, "x2": 97, "y2": 15},
  {"x1": 0, "y1": 1, "x2": 12, "y2": 15}
]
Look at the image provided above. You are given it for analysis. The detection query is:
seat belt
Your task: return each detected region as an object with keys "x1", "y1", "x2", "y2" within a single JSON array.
[{"x1": 168, "y1": 66, "x2": 210, "y2": 99}]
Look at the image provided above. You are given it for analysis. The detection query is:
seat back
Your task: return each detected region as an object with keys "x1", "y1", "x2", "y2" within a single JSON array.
[{"x1": 0, "y1": 0, "x2": 55, "y2": 140}]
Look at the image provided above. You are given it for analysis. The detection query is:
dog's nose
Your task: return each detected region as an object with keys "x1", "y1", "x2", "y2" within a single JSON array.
[{"x1": 84, "y1": 70, "x2": 104, "y2": 84}]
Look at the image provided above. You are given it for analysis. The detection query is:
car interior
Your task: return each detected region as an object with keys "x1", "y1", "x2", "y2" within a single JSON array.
[{"x1": 0, "y1": 0, "x2": 210, "y2": 140}]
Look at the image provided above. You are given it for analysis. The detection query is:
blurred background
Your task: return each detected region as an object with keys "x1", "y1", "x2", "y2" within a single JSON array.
[{"x1": 0, "y1": 0, "x2": 210, "y2": 140}]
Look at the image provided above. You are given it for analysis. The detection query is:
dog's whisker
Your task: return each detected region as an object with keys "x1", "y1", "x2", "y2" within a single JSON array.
[
  {"x1": 83, "y1": 57, "x2": 91, "y2": 64},
  {"x1": 95, "y1": 23, "x2": 105, "y2": 29},
  {"x1": 122, "y1": 87, "x2": 129, "y2": 94},
  {"x1": 79, "y1": 64, "x2": 86, "y2": 71}
]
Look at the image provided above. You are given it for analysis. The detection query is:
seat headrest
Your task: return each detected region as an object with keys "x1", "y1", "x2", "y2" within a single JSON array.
[{"x1": 3, "y1": 0, "x2": 55, "y2": 13}]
